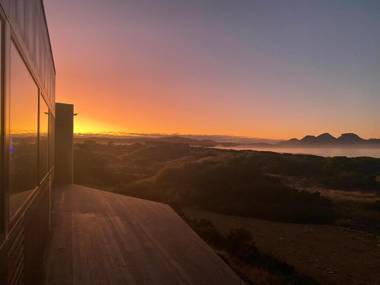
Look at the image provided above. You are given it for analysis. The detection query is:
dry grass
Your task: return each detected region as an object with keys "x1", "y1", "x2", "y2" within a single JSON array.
[
  {"x1": 310, "y1": 188, "x2": 379, "y2": 203},
  {"x1": 271, "y1": 174, "x2": 380, "y2": 203},
  {"x1": 184, "y1": 208, "x2": 380, "y2": 285}
]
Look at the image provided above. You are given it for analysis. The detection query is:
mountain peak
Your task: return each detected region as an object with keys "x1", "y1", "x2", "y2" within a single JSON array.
[
  {"x1": 298, "y1": 135, "x2": 318, "y2": 145},
  {"x1": 301, "y1": 135, "x2": 316, "y2": 141},
  {"x1": 317, "y1": 133, "x2": 336, "y2": 139},
  {"x1": 337, "y1": 133, "x2": 364, "y2": 143},
  {"x1": 316, "y1": 133, "x2": 336, "y2": 143}
]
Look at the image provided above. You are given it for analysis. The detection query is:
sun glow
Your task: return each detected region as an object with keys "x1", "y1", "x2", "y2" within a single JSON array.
[{"x1": 74, "y1": 118, "x2": 127, "y2": 135}]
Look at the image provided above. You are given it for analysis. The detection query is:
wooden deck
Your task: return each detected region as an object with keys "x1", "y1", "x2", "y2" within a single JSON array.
[{"x1": 44, "y1": 185, "x2": 243, "y2": 285}]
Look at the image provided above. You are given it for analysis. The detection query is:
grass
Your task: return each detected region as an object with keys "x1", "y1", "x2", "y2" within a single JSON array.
[
  {"x1": 174, "y1": 206, "x2": 320, "y2": 285},
  {"x1": 181, "y1": 207, "x2": 380, "y2": 285}
]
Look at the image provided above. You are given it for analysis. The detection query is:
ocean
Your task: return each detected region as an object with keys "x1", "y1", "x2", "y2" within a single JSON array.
[{"x1": 214, "y1": 146, "x2": 380, "y2": 158}]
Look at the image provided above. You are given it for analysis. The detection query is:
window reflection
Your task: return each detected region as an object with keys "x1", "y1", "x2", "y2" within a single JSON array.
[
  {"x1": 49, "y1": 113, "x2": 55, "y2": 169},
  {"x1": 39, "y1": 96, "x2": 49, "y2": 180},
  {"x1": 9, "y1": 42, "x2": 38, "y2": 218}
]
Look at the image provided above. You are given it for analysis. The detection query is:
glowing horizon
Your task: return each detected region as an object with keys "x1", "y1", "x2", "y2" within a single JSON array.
[{"x1": 45, "y1": 1, "x2": 380, "y2": 140}]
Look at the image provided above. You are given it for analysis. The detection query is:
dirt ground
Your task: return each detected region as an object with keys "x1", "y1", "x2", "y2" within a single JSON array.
[{"x1": 184, "y1": 208, "x2": 380, "y2": 285}]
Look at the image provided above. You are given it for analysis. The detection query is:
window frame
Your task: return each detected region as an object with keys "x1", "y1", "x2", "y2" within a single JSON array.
[
  {"x1": 0, "y1": 13, "x2": 5, "y2": 241},
  {"x1": 48, "y1": 110, "x2": 55, "y2": 172}
]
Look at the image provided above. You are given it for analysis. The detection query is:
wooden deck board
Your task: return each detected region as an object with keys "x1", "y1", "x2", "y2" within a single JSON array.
[{"x1": 44, "y1": 185, "x2": 243, "y2": 285}]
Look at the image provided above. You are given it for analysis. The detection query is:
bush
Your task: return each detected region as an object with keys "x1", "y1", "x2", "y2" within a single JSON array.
[{"x1": 187, "y1": 218, "x2": 225, "y2": 249}]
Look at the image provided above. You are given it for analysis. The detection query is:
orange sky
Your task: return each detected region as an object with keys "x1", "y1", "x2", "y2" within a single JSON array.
[{"x1": 45, "y1": 1, "x2": 380, "y2": 140}]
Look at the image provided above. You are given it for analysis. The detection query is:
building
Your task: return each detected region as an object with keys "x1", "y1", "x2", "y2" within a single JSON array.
[{"x1": 0, "y1": 0, "x2": 55, "y2": 284}]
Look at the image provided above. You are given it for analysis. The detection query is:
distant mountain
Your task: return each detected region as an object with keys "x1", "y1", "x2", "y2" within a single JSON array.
[
  {"x1": 295, "y1": 133, "x2": 336, "y2": 145},
  {"x1": 184, "y1": 135, "x2": 281, "y2": 145},
  {"x1": 336, "y1": 133, "x2": 364, "y2": 144},
  {"x1": 75, "y1": 133, "x2": 281, "y2": 147},
  {"x1": 280, "y1": 133, "x2": 380, "y2": 147},
  {"x1": 316, "y1": 133, "x2": 336, "y2": 143},
  {"x1": 369, "y1": 139, "x2": 380, "y2": 144},
  {"x1": 301, "y1": 135, "x2": 317, "y2": 144},
  {"x1": 74, "y1": 134, "x2": 218, "y2": 146},
  {"x1": 153, "y1": 136, "x2": 217, "y2": 146}
]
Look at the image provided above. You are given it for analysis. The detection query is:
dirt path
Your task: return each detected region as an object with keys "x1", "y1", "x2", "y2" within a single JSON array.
[{"x1": 184, "y1": 208, "x2": 380, "y2": 285}]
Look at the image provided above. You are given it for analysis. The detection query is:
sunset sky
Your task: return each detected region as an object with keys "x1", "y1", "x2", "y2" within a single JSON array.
[{"x1": 45, "y1": 0, "x2": 380, "y2": 139}]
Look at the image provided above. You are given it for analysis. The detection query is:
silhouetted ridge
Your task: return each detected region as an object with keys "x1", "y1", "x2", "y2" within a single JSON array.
[
  {"x1": 301, "y1": 135, "x2": 317, "y2": 144},
  {"x1": 337, "y1": 133, "x2": 364, "y2": 144},
  {"x1": 288, "y1": 138, "x2": 300, "y2": 143},
  {"x1": 281, "y1": 132, "x2": 379, "y2": 146},
  {"x1": 316, "y1": 133, "x2": 336, "y2": 143}
]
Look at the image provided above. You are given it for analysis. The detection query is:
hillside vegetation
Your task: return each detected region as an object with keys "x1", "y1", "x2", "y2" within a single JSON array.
[{"x1": 74, "y1": 140, "x2": 380, "y2": 225}]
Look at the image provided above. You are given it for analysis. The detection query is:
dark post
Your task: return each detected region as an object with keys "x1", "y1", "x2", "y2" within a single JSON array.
[{"x1": 55, "y1": 103, "x2": 74, "y2": 185}]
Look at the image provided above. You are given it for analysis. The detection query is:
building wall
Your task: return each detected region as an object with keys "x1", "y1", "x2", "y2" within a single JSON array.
[
  {"x1": 0, "y1": 0, "x2": 55, "y2": 111},
  {"x1": 0, "y1": 1, "x2": 56, "y2": 284},
  {"x1": 55, "y1": 103, "x2": 74, "y2": 185}
]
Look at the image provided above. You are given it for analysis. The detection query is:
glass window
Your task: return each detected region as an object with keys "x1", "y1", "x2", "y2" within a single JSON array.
[
  {"x1": 39, "y1": 96, "x2": 49, "y2": 180},
  {"x1": 9, "y1": 42, "x2": 38, "y2": 218},
  {"x1": 49, "y1": 113, "x2": 55, "y2": 170}
]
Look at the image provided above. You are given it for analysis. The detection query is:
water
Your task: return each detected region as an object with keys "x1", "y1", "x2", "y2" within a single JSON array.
[{"x1": 214, "y1": 146, "x2": 380, "y2": 158}]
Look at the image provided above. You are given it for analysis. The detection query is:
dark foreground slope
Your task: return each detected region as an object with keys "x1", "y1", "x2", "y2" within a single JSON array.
[
  {"x1": 128, "y1": 155, "x2": 335, "y2": 224},
  {"x1": 73, "y1": 141, "x2": 380, "y2": 225}
]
